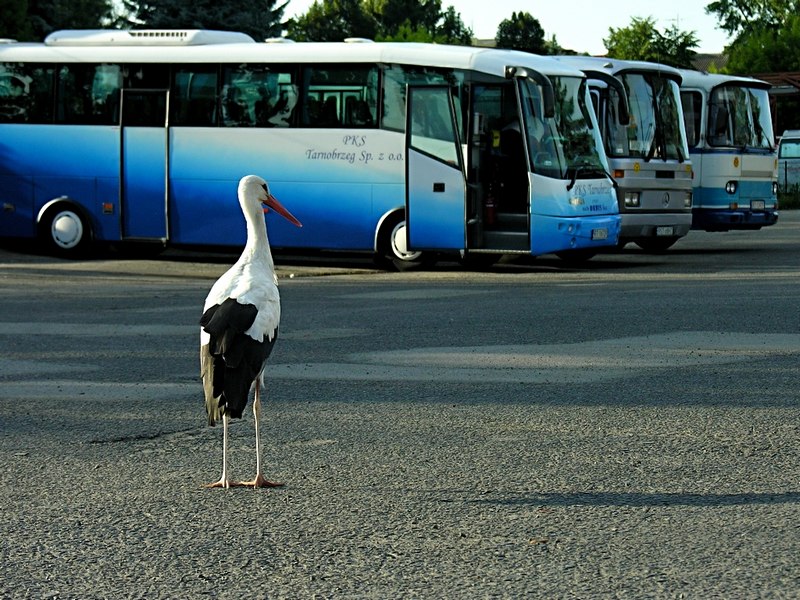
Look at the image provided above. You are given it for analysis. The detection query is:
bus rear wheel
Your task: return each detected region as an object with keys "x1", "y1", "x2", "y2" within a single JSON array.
[
  {"x1": 375, "y1": 214, "x2": 434, "y2": 271},
  {"x1": 41, "y1": 206, "x2": 91, "y2": 257}
]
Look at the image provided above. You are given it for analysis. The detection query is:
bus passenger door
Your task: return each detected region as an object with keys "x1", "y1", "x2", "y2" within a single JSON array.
[
  {"x1": 120, "y1": 89, "x2": 169, "y2": 241},
  {"x1": 405, "y1": 85, "x2": 466, "y2": 251}
]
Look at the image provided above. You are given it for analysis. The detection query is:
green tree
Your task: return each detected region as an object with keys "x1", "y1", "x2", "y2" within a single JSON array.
[
  {"x1": 366, "y1": 0, "x2": 441, "y2": 38},
  {"x1": 27, "y1": 0, "x2": 114, "y2": 41},
  {"x1": 126, "y1": 0, "x2": 288, "y2": 40},
  {"x1": 377, "y1": 20, "x2": 432, "y2": 42},
  {"x1": 604, "y1": 16, "x2": 698, "y2": 68},
  {"x1": 436, "y1": 6, "x2": 472, "y2": 45},
  {"x1": 495, "y1": 11, "x2": 546, "y2": 54},
  {"x1": 544, "y1": 34, "x2": 565, "y2": 55},
  {"x1": 705, "y1": 0, "x2": 797, "y2": 37},
  {"x1": 287, "y1": 0, "x2": 377, "y2": 41},
  {"x1": 0, "y1": 0, "x2": 32, "y2": 40},
  {"x1": 289, "y1": 0, "x2": 471, "y2": 45},
  {"x1": 705, "y1": 0, "x2": 800, "y2": 74},
  {"x1": 726, "y1": 13, "x2": 800, "y2": 72}
]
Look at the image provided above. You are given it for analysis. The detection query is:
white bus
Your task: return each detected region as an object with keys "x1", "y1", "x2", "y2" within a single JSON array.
[
  {"x1": 678, "y1": 69, "x2": 778, "y2": 231},
  {"x1": 555, "y1": 56, "x2": 693, "y2": 251},
  {"x1": 0, "y1": 30, "x2": 620, "y2": 268}
]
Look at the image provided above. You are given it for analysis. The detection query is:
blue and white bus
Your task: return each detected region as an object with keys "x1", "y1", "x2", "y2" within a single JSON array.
[
  {"x1": 678, "y1": 69, "x2": 778, "y2": 231},
  {"x1": 0, "y1": 30, "x2": 619, "y2": 268},
  {"x1": 555, "y1": 56, "x2": 693, "y2": 251}
]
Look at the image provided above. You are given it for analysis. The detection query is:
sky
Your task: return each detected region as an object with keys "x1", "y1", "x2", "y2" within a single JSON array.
[{"x1": 282, "y1": 0, "x2": 730, "y2": 54}]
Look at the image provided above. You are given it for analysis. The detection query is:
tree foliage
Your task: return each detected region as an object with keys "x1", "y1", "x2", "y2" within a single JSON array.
[
  {"x1": 704, "y1": 0, "x2": 798, "y2": 37},
  {"x1": 289, "y1": 0, "x2": 472, "y2": 44},
  {"x1": 436, "y1": 6, "x2": 472, "y2": 45},
  {"x1": 367, "y1": 0, "x2": 441, "y2": 37},
  {"x1": 495, "y1": 11, "x2": 547, "y2": 54},
  {"x1": 0, "y1": 0, "x2": 32, "y2": 40},
  {"x1": 122, "y1": 0, "x2": 288, "y2": 40},
  {"x1": 287, "y1": 0, "x2": 376, "y2": 41},
  {"x1": 726, "y1": 14, "x2": 800, "y2": 73},
  {"x1": 4, "y1": 0, "x2": 114, "y2": 41},
  {"x1": 705, "y1": 0, "x2": 800, "y2": 73},
  {"x1": 604, "y1": 16, "x2": 699, "y2": 68}
]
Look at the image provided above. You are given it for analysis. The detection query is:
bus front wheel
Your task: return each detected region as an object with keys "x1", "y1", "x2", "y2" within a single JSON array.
[
  {"x1": 41, "y1": 206, "x2": 91, "y2": 256},
  {"x1": 375, "y1": 214, "x2": 434, "y2": 271}
]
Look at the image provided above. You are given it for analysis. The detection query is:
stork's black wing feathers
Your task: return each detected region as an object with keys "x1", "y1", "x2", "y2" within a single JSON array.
[
  {"x1": 200, "y1": 298, "x2": 258, "y2": 367},
  {"x1": 200, "y1": 298, "x2": 277, "y2": 425}
]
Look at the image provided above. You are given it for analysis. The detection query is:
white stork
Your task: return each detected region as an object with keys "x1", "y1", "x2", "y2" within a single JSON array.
[{"x1": 200, "y1": 175, "x2": 302, "y2": 489}]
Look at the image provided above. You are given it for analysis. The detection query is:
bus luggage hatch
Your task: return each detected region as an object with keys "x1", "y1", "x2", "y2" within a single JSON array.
[{"x1": 405, "y1": 85, "x2": 466, "y2": 252}]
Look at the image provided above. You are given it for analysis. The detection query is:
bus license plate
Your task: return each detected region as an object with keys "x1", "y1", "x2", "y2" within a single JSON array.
[
  {"x1": 751, "y1": 200, "x2": 765, "y2": 211},
  {"x1": 656, "y1": 226, "x2": 674, "y2": 236},
  {"x1": 591, "y1": 228, "x2": 608, "y2": 241}
]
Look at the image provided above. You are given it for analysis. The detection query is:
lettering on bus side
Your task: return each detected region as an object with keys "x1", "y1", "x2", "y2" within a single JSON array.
[
  {"x1": 343, "y1": 135, "x2": 366, "y2": 147},
  {"x1": 304, "y1": 135, "x2": 404, "y2": 166},
  {"x1": 571, "y1": 183, "x2": 612, "y2": 196}
]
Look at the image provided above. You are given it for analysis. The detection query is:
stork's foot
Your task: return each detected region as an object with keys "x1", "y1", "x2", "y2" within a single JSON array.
[
  {"x1": 239, "y1": 473, "x2": 284, "y2": 489},
  {"x1": 204, "y1": 478, "x2": 239, "y2": 489}
]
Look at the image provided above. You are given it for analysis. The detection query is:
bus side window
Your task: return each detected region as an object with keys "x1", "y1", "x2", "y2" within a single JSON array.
[
  {"x1": 680, "y1": 91, "x2": 702, "y2": 148},
  {"x1": 56, "y1": 64, "x2": 121, "y2": 125},
  {"x1": 303, "y1": 65, "x2": 377, "y2": 128},
  {"x1": 220, "y1": 65, "x2": 297, "y2": 128},
  {"x1": 380, "y1": 64, "x2": 464, "y2": 135},
  {"x1": 172, "y1": 67, "x2": 218, "y2": 127},
  {"x1": 0, "y1": 63, "x2": 54, "y2": 123}
]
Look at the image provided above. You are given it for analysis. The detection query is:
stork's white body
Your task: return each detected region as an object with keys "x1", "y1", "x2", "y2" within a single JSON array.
[{"x1": 200, "y1": 175, "x2": 301, "y2": 489}]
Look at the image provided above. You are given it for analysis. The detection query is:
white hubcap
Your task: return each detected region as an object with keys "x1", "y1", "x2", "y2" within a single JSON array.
[
  {"x1": 51, "y1": 211, "x2": 83, "y2": 249},
  {"x1": 390, "y1": 222, "x2": 422, "y2": 261}
]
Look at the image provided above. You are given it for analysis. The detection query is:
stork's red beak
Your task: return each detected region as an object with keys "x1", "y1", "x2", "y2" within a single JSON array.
[{"x1": 263, "y1": 194, "x2": 302, "y2": 227}]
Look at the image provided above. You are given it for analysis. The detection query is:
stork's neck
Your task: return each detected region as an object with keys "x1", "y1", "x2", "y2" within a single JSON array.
[{"x1": 241, "y1": 210, "x2": 275, "y2": 272}]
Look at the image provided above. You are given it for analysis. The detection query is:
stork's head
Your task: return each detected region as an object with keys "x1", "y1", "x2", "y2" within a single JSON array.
[{"x1": 239, "y1": 175, "x2": 302, "y2": 227}]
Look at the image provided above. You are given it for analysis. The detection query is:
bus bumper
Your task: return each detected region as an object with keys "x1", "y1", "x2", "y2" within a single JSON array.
[
  {"x1": 691, "y1": 208, "x2": 779, "y2": 231},
  {"x1": 531, "y1": 214, "x2": 621, "y2": 256},
  {"x1": 619, "y1": 213, "x2": 693, "y2": 241}
]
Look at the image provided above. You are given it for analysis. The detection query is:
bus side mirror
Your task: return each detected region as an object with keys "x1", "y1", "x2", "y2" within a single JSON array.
[
  {"x1": 505, "y1": 66, "x2": 555, "y2": 119},
  {"x1": 583, "y1": 70, "x2": 630, "y2": 126}
]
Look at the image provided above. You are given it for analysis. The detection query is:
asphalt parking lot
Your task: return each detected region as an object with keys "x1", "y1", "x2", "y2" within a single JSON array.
[{"x1": 1, "y1": 214, "x2": 799, "y2": 598}]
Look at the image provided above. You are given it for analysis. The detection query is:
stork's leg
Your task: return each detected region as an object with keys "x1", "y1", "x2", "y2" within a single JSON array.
[
  {"x1": 239, "y1": 383, "x2": 283, "y2": 489},
  {"x1": 205, "y1": 414, "x2": 238, "y2": 488}
]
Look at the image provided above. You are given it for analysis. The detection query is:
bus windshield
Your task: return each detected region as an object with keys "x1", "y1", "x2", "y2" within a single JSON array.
[
  {"x1": 521, "y1": 75, "x2": 607, "y2": 180},
  {"x1": 708, "y1": 85, "x2": 774, "y2": 150},
  {"x1": 607, "y1": 73, "x2": 686, "y2": 161}
]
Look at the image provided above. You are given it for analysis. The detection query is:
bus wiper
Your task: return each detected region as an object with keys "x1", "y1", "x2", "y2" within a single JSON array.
[
  {"x1": 676, "y1": 141, "x2": 685, "y2": 163},
  {"x1": 566, "y1": 163, "x2": 617, "y2": 191},
  {"x1": 643, "y1": 121, "x2": 658, "y2": 163}
]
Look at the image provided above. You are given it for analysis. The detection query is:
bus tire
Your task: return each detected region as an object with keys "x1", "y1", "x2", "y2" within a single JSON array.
[
  {"x1": 375, "y1": 213, "x2": 435, "y2": 271},
  {"x1": 40, "y1": 204, "x2": 91, "y2": 257},
  {"x1": 634, "y1": 237, "x2": 679, "y2": 252}
]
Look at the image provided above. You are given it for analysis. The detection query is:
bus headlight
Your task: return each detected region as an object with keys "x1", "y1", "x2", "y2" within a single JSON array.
[
  {"x1": 624, "y1": 191, "x2": 640, "y2": 207},
  {"x1": 772, "y1": 182, "x2": 778, "y2": 196},
  {"x1": 685, "y1": 193, "x2": 693, "y2": 208},
  {"x1": 725, "y1": 181, "x2": 738, "y2": 194}
]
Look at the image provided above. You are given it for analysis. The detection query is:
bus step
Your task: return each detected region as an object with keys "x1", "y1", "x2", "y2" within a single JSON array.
[
  {"x1": 483, "y1": 230, "x2": 529, "y2": 251},
  {"x1": 495, "y1": 212, "x2": 528, "y2": 230}
]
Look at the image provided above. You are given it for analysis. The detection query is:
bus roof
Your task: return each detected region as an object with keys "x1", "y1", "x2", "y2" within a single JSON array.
[
  {"x1": 0, "y1": 29, "x2": 586, "y2": 80},
  {"x1": 553, "y1": 55, "x2": 683, "y2": 83},
  {"x1": 676, "y1": 68, "x2": 771, "y2": 91},
  {"x1": 44, "y1": 29, "x2": 256, "y2": 46}
]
